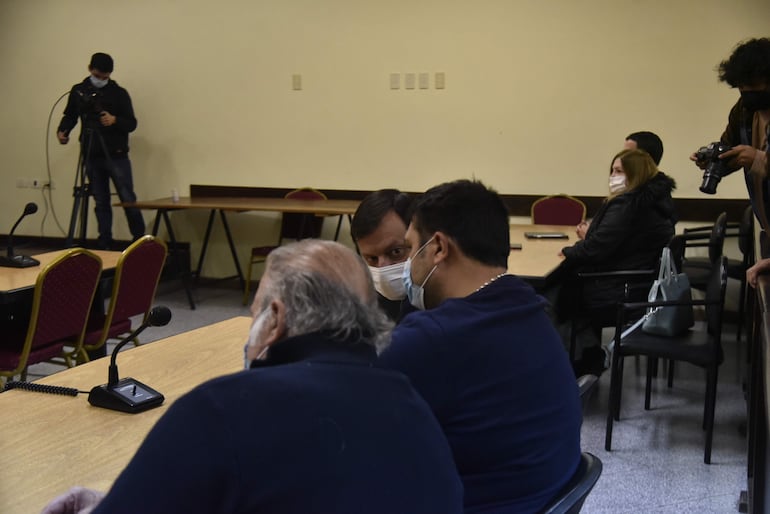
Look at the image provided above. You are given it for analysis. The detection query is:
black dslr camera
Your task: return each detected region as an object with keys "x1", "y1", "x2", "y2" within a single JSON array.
[{"x1": 694, "y1": 142, "x2": 732, "y2": 195}]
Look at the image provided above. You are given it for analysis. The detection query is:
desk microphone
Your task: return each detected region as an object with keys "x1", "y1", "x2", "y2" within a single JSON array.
[
  {"x1": 88, "y1": 306, "x2": 172, "y2": 414},
  {"x1": 0, "y1": 202, "x2": 40, "y2": 268}
]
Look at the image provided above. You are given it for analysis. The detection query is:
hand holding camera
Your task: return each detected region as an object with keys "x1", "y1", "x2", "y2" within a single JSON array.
[
  {"x1": 692, "y1": 141, "x2": 733, "y2": 194},
  {"x1": 99, "y1": 111, "x2": 116, "y2": 127}
]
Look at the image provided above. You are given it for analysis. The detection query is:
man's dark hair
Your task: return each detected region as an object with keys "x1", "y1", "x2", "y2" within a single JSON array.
[
  {"x1": 89, "y1": 52, "x2": 114, "y2": 73},
  {"x1": 718, "y1": 38, "x2": 770, "y2": 88},
  {"x1": 411, "y1": 180, "x2": 510, "y2": 268},
  {"x1": 626, "y1": 131, "x2": 664, "y2": 165},
  {"x1": 350, "y1": 189, "x2": 414, "y2": 241}
]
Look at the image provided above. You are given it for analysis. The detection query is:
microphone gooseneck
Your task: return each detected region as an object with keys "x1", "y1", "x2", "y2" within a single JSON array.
[
  {"x1": 107, "y1": 306, "x2": 172, "y2": 386},
  {"x1": 6, "y1": 202, "x2": 38, "y2": 258}
]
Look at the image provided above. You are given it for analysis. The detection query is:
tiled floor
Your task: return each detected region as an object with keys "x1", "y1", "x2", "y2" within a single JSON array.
[
  {"x1": 580, "y1": 325, "x2": 747, "y2": 513},
  {"x1": 25, "y1": 281, "x2": 749, "y2": 513}
]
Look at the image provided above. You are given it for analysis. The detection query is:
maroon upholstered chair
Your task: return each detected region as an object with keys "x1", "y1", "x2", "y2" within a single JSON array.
[
  {"x1": 0, "y1": 248, "x2": 103, "y2": 384},
  {"x1": 531, "y1": 194, "x2": 587, "y2": 226},
  {"x1": 76, "y1": 236, "x2": 168, "y2": 361},
  {"x1": 243, "y1": 187, "x2": 327, "y2": 304}
]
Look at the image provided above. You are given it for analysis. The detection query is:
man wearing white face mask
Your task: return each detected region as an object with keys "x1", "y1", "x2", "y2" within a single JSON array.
[
  {"x1": 57, "y1": 52, "x2": 145, "y2": 250},
  {"x1": 351, "y1": 189, "x2": 415, "y2": 321},
  {"x1": 379, "y1": 180, "x2": 582, "y2": 514},
  {"x1": 42, "y1": 239, "x2": 463, "y2": 514}
]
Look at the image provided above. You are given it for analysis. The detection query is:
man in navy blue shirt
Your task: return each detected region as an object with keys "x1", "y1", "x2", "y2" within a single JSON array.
[
  {"x1": 379, "y1": 179, "x2": 582, "y2": 513},
  {"x1": 43, "y1": 240, "x2": 463, "y2": 514}
]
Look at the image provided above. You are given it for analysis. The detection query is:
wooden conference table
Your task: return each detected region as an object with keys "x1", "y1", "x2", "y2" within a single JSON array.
[
  {"x1": 508, "y1": 224, "x2": 571, "y2": 287},
  {"x1": 0, "y1": 249, "x2": 122, "y2": 305},
  {"x1": 121, "y1": 196, "x2": 361, "y2": 308},
  {"x1": 0, "y1": 316, "x2": 251, "y2": 514}
]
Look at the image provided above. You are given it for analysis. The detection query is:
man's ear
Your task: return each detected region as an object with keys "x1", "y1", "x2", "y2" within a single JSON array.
[
  {"x1": 432, "y1": 231, "x2": 452, "y2": 265},
  {"x1": 263, "y1": 299, "x2": 288, "y2": 347}
]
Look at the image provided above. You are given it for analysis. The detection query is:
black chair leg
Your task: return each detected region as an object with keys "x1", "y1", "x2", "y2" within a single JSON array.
[
  {"x1": 703, "y1": 366, "x2": 718, "y2": 464},
  {"x1": 569, "y1": 320, "x2": 578, "y2": 363},
  {"x1": 605, "y1": 354, "x2": 622, "y2": 451},
  {"x1": 667, "y1": 360, "x2": 675, "y2": 388},
  {"x1": 736, "y1": 277, "x2": 747, "y2": 344},
  {"x1": 645, "y1": 357, "x2": 654, "y2": 410},
  {"x1": 614, "y1": 357, "x2": 625, "y2": 421}
]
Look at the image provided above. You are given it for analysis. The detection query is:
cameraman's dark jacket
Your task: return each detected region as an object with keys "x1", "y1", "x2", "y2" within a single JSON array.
[
  {"x1": 58, "y1": 77, "x2": 137, "y2": 158},
  {"x1": 720, "y1": 98, "x2": 770, "y2": 230},
  {"x1": 553, "y1": 172, "x2": 677, "y2": 318}
]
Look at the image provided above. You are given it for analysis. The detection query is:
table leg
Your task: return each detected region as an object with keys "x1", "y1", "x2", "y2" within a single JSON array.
[
  {"x1": 195, "y1": 210, "x2": 217, "y2": 284},
  {"x1": 160, "y1": 210, "x2": 196, "y2": 310},
  {"x1": 219, "y1": 210, "x2": 245, "y2": 288}
]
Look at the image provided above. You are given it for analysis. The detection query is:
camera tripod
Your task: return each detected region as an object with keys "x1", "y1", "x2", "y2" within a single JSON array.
[{"x1": 65, "y1": 125, "x2": 113, "y2": 247}]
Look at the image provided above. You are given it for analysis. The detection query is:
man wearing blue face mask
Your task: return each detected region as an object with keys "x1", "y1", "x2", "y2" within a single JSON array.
[
  {"x1": 57, "y1": 52, "x2": 145, "y2": 249},
  {"x1": 351, "y1": 189, "x2": 416, "y2": 322},
  {"x1": 379, "y1": 179, "x2": 582, "y2": 514},
  {"x1": 690, "y1": 38, "x2": 770, "y2": 230}
]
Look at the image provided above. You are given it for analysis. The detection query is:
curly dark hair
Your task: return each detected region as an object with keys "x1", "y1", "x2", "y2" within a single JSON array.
[{"x1": 717, "y1": 38, "x2": 770, "y2": 88}]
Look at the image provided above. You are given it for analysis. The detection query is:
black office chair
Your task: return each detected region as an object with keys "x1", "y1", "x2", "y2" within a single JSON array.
[
  {"x1": 679, "y1": 212, "x2": 728, "y2": 291},
  {"x1": 605, "y1": 256, "x2": 728, "y2": 464},
  {"x1": 541, "y1": 452, "x2": 603, "y2": 514},
  {"x1": 576, "y1": 374, "x2": 599, "y2": 412},
  {"x1": 568, "y1": 269, "x2": 656, "y2": 363}
]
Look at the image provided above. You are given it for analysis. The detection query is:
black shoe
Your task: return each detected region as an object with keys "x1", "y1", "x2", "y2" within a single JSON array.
[
  {"x1": 578, "y1": 346, "x2": 607, "y2": 377},
  {"x1": 95, "y1": 238, "x2": 113, "y2": 250}
]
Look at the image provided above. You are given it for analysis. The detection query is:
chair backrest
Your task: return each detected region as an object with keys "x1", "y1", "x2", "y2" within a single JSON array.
[
  {"x1": 542, "y1": 452, "x2": 603, "y2": 514},
  {"x1": 708, "y1": 212, "x2": 727, "y2": 265},
  {"x1": 738, "y1": 205, "x2": 754, "y2": 257},
  {"x1": 96, "y1": 236, "x2": 167, "y2": 343},
  {"x1": 667, "y1": 234, "x2": 686, "y2": 272},
  {"x1": 280, "y1": 187, "x2": 327, "y2": 241},
  {"x1": 531, "y1": 195, "x2": 586, "y2": 226},
  {"x1": 0, "y1": 249, "x2": 102, "y2": 376},
  {"x1": 705, "y1": 256, "x2": 728, "y2": 338}
]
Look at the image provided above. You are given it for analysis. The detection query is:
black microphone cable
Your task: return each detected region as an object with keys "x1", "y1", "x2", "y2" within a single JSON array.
[
  {"x1": 42, "y1": 91, "x2": 71, "y2": 237},
  {"x1": 3, "y1": 380, "x2": 87, "y2": 397}
]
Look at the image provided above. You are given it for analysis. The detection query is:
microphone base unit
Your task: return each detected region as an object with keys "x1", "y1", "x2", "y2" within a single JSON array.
[
  {"x1": 88, "y1": 377, "x2": 164, "y2": 414},
  {"x1": 0, "y1": 254, "x2": 40, "y2": 268}
]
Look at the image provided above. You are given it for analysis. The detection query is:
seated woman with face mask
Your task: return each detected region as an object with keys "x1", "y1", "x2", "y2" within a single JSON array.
[{"x1": 548, "y1": 149, "x2": 677, "y2": 373}]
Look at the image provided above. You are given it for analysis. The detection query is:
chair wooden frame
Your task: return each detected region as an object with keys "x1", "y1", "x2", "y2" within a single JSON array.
[
  {"x1": 531, "y1": 194, "x2": 587, "y2": 226},
  {"x1": 0, "y1": 249, "x2": 102, "y2": 385},
  {"x1": 76, "y1": 236, "x2": 168, "y2": 362},
  {"x1": 243, "y1": 187, "x2": 327, "y2": 304}
]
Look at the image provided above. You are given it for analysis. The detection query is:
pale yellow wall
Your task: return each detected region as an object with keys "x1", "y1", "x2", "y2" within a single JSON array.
[{"x1": 0, "y1": 0, "x2": 768, "y2": 276}]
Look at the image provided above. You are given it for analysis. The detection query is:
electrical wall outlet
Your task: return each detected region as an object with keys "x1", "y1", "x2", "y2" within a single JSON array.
[{"x1": 17, "y1": 178, "x2": 54, "y2": 189}]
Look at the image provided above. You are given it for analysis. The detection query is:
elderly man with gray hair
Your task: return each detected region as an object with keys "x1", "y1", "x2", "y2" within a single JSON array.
[{"x1": 42, "y1": 240, "x2": 463, "y2": 514}]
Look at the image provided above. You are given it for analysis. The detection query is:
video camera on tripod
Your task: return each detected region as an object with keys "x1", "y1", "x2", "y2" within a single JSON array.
[{"x1": 74, "y1": 84, "x2": 105, "y2": 126}]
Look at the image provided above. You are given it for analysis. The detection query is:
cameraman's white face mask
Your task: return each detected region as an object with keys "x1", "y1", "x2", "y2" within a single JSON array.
[
  {"x1": 89, "y1": 75, "x2": 109, "y2": 89},
  {"x1": 609, "y1": 174, "x2": 626, "y2": 194},
  {"x1": 368, "y1": 262, "x2": 407, "y2": 301}
]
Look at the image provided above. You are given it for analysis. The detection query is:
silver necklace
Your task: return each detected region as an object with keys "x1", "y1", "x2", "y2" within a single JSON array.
[{"x1": 475, "y1": 273, "x2": 507, "y2": 293}]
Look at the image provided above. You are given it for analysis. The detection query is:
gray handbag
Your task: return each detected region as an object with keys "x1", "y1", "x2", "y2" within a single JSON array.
[{"x1": 641, "y1": 247, "x2": 694, "y2": 336}]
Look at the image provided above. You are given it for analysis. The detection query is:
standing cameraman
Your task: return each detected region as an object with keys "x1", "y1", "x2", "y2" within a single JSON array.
[
  {"x1": 691, "y1": 38, "x2": 770, "y2": 231},
  {"x1": 57, "y1": 52, "x2": 145, "y2": 249}
]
